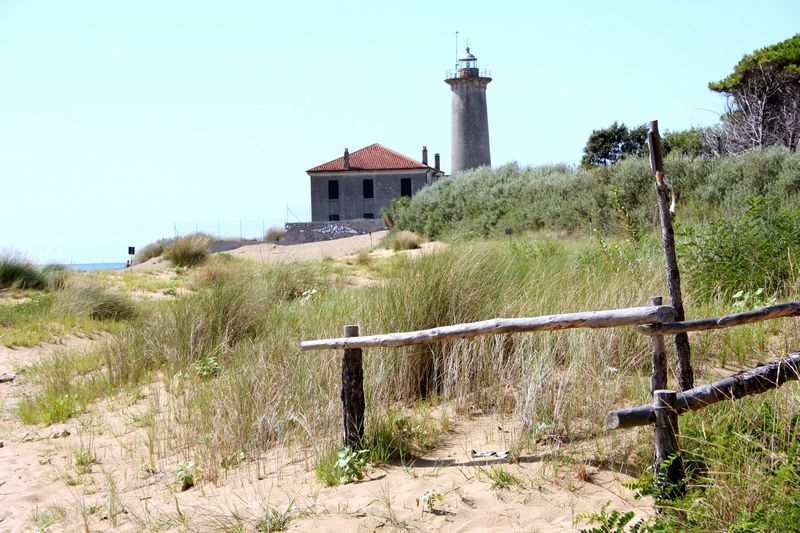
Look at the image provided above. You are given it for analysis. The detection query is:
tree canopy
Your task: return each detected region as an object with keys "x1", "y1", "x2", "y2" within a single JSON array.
[
  {"x1": 581, "y1": 122, "x2": 647, "y2": 168},
  {"x1": 708, "y1": 34, "x2": 800, "y2": 153},
  {"x1": 709, "y1": 34, "x2": 800, "y2": 93}
]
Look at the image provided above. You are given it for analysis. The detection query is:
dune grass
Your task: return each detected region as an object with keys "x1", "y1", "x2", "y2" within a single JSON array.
[
  {"x1": 264, "y1": 226, "x2": 286, "y2": 242},
  {"x1": 388, "y1": 230, "x2": 422, "y2": 251},
  {"x1": 0, "y1": 251, "x2": 46, "y2": 290},
  {"x1": 133, "y1": 240, "x2": 169, "y2": 265},
  {"x1": 164, "y1": 234, "x2": 210, "y2": 267},
  {"x1": 54, "y1": 276, "x2": 136, "y2": 320},
  {"x1": 0, "y1": 290, "x2": 126, "y2": 347},
  {"x1": 40, "y1": 264, "x2": 68, "y2": 290},
  {"x1": 13, "y1": 234, "x2": 800, "y2": 528}
]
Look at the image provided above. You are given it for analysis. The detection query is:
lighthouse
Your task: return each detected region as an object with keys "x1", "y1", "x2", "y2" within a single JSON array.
[{"x1": 445, "y1": 47, "x2": 492, "y2": 174}]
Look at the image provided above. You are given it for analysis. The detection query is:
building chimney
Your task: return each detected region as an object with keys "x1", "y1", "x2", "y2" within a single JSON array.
[
  {"x1": 434, "y1": 153, "x2": 440, "y2": 171},
  {"x1": 422, "y1": 146, "x2": 428, "y2": 166},
  {"x1": 343, "y1": 148, "x2": 350, "y2": 170}
]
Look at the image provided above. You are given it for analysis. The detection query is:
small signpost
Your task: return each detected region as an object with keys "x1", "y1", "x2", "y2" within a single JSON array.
[{"x1": 127, "y1": 246, "x2": 135, "y2": 268}]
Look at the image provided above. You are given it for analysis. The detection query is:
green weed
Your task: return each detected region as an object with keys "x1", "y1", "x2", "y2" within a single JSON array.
[
  {"x1": 478, "y1": 465, "x2": 525, "y2": 490},
  {"x1": 73, "y1": 447, "x2": 96, "y2": 474},
  {"x1": 174, "y1": 460, "x2": 200, "y2": 491},
  {"x1": 256, "y1": 506, "x2": 292, "y2": 532}
]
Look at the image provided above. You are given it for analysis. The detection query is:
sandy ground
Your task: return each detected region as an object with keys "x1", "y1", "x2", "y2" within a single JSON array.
[
  {"x1": 223, "y1": 232, "x2": 390, "y2": 263},
  {"x1": 0, "y1": 349, "x2": 652, "y2": 532},
  {"x1": 132, "y1": 232, "x2": 394, "y2": 270}
]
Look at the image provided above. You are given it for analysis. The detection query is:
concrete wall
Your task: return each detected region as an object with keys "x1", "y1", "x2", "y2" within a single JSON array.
[
  {"x1": 447, "y1": 77, "x2": 491, "y2": 174},
  {"x1": 308, "y1": 170, "x2": 430, "y2": 222},
  {"x1": 284, "y1": 219, "x2": 386, "y2": 243}
]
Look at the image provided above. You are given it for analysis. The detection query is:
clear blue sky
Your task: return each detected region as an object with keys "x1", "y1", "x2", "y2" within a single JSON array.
[{"x1": 1, "y1": 0, "x2": 797, "y2": 263}]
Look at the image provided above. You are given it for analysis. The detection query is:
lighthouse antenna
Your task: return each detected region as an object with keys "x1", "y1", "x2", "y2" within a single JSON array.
[{"x1": 454, "y1": 31, "x2": 459, "y2": 72}]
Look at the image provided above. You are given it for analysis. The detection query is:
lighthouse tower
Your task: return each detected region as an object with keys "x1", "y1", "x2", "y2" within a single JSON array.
[{"x1": 445, "y1": 47, "x2": 492, "y2": 174}]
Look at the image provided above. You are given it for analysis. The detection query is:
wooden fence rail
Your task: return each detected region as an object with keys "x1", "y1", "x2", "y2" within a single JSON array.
[
  {"x1": 639, "y1": 302, "x2": 800, "y2": 336},
  {"x1": 301, "y1": 305, "x2": 676, "y2": 351},
  {"x1": 606, "y1": 351, "x2": 800, "y2": 430}
]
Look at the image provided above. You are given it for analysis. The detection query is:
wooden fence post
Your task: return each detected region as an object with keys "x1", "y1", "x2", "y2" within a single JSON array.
[
  {"x1": 341, "y1": 325, "x2": 365, "y2": 449},
  {"x1": 648, "y1": 120, "x2": 694, "y2": 391},
  {"x1": 649, "y1": 296, "x2": 668, "y2": 394},
  {"x1": 652, "y1": 390, "x2": 685, "y2": 499}
]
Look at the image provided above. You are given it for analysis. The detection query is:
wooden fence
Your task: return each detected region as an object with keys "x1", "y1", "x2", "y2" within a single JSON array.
[
  {"x1": 299, "y1": 120, "x2": 800, "y2": 495},
  {"x1": 301, "y1": 298, "x2": 800, "y2": 490}
]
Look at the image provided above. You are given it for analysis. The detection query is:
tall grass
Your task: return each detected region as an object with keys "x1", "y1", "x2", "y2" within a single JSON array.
[
  {"x1": 0, "y1": 251, "x2": 46, "y2": 290},
  {"x1": 40, "y1": 264, "x2": 68, "y2": 290},
  {"x1": 54, "y1": 276, "x2": 136, "y2": 320},
  {"x1": 264, "y1": 226, "x2": 286, "y2": 242},
  {"x1": 387, "y1": 230, "x2": 421, "y2": 251},
  {"x1": 133, "y1": 239, "x2": 169, "y2": 265},
  {"x1": 165, "y1": 234, "x2": 210, "y2": 267}
]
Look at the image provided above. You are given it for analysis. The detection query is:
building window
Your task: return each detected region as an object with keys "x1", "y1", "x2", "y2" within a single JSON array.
[
  {"x1": 363, "y1": 179, "x2": 374, "y2": 199},
  {"x1": 328, "y1": 180, "x2": 339, "y2": 200},
  {"x1": 363, "y1": 213, "x2": 374, "y2": 219},
  {"x1": 400, "y1": 178, "x2": 412, "y2": 197},
  {"x1": 329, "y1": 214, "x2": 340, "y2": 221}
]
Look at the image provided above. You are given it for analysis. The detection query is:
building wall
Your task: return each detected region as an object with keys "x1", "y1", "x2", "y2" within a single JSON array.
[
  {"x1": 309, "y1": 170, "x2": 430, "y2": 222},
  {"x1": 447, "y1": 77, "x2": 491, "y2": 174}
]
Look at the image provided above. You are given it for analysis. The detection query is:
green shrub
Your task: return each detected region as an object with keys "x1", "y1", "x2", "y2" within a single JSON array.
[
  {"x1": 388, "y1": 230, "x2": 422, "y2": 251},
  {"x1": 0, "y1": 252, "x2": 46, "y2": 290},
  {"x1": 54, "y1": 277, "x2": 136, "y2": 320},
  {"x1": 681, "y1": 199, "x2": 800, "y2": 301},
  {"x1": 397, "y1": 148, "x2": 800, "y2": 240},
  {"x1": 165, "y1": 234, "x2": 210, "y2": 267},
  {"x1": 382, "y1": 196, "x2": 410, "y2": 229}
]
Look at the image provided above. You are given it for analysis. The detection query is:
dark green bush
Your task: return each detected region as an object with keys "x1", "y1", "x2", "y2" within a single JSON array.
[{"x1": 680, "y1": 198, "x2": 800, "y2": 301}]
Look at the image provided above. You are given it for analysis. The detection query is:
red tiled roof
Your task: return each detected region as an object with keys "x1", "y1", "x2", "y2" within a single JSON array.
[{"x1": 307, "y1": 143, "x2": 429, "y2": 172}]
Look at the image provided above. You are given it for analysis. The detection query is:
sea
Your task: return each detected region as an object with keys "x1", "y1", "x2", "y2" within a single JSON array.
[{"x1": 68, "y1": 263, "x2": 127, "y2": 272}]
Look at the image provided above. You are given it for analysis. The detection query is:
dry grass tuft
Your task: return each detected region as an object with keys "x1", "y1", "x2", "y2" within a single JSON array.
[
  {"x1": 264, "y1": 226, "x2": 286, "y2": 242},
  {"x1": 165, "y1": 234, "x2": 210, "y2": 267},
  {"x1": 388, "y1": 231, "x2": 422, "y2": 251},
  {"x1": 54, "y1": 276, "x2": 136, "y2": 320}
]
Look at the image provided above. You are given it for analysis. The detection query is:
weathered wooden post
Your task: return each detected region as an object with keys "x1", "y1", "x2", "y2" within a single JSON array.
[
  {"x1": 652, "y1": 390, "x2": 685, "y2": 499},
  {"x1": 648, "y1": 120, "x2": 694, "y2": 391},
  {"x1": 649, "y1": 296, "x2": 668, "y2": 394},
  {"x1": 341, "y1": 325, "x2": 365, "y2": 449}
]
